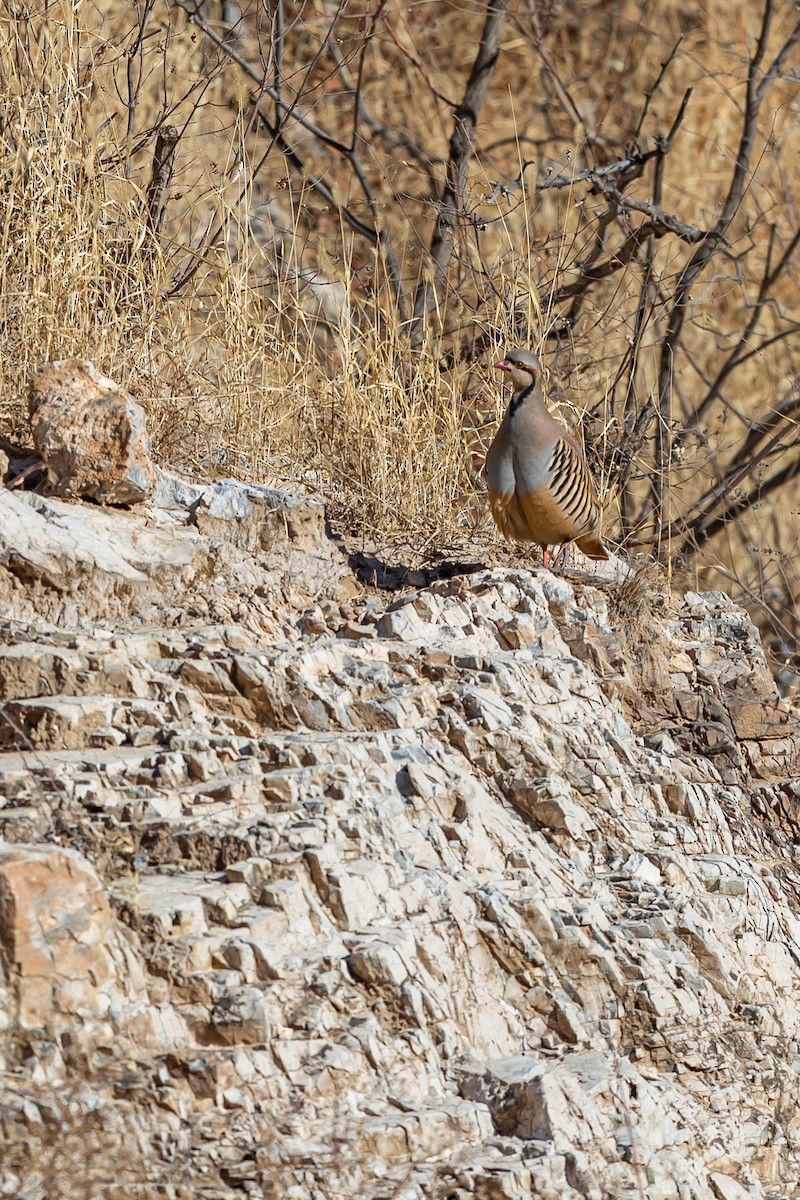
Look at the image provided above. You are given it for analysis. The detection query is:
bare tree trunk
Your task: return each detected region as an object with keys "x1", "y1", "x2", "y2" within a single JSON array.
[{"x1": 411, "y1": 0, "x2": 509, "y2": 341}]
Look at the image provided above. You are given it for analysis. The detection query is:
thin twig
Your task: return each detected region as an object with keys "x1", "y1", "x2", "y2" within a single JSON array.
[
  {"x1": 549, "y1": 219, "x2": 698, "y2": 305},
  {"x1": 634, "y1": 35, "x2": 684, "y2": 142},
  {"x1": 124, "y1": 0, "x2": 157, "y2": 180},
  {"x1": 737, "y1": 377, "x2": 800, "y2": 462},
  {"x1": 519, "y1": 0, "x2": 615, "y2": 162},
  {"x1": 487, "y1": 89, "x2": 692, "y2": 206},
  {"x1": 382, "y1": 14, "x2": 457, "y2": 108},
  {"x1": 677, "y1": 224, "x2": 800, "y2": 442},
  {"x1": 632, "y1": 408, "x2": 800, "y2": 550},
  {"x1": 680, "y1": 448, "x2": 800, "y2": 557}
]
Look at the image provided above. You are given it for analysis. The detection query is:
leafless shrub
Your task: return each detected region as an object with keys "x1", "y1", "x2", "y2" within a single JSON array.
[{"x1": 0, "y1": 0, "x2": 799, "y2": 652}]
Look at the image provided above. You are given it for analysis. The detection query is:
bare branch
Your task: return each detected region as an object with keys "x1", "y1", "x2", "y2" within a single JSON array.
[
  {"x1": 615, "y1": 73, "x2": 683, "y2": 533},
  {"x1": 272, "y1": 0, "x2": 284, "y2": 131},
  {"x1": 124, "y1": 0, "x2": 158, "y2": 179},
  {"x1": 549, "y1": 220, "x2": 693, "y2": 304},
  {"x1": 382, "y1": 14, "x2": 457, "y2": 108},
  {"x1": 519, "y1": 1, "x2": 615, "y2": 161},
  {"x1": 592, "y1": 186, "x2": 711, "y2": 246},
  {"x1": 324, "y1": 1, "x2": 440, "y2": 186},
  {"x1": 634, "y1": 35, "x2": 684, "y2": 142},
  {"x1": 167, "y1": 0, "x2": 405, "y2": 306},
  {"x1": 677, "y1": 224, "x2": 800, "y2": 441},
  {"x1": 173, "y1": 0, "x2": 353, "y2": 155},
  {"x1": 650, "y1": 0, "x2": 800, "y2": 543},
  {"x1": 486, "y1": 148, "x2": 656, "y2": 203},
  {"x1": 632, "y1": 401, "x2": 800, "y2": 552},
  {"x1": 411, "y1": 0, "x2": 510, "y2": 338},
  {"x1": 485, "y1": 88, "x2": 692, "y2": 208},
  {"x1": 738, "y1": 377, "x2": 800, "y2": 462},
  {"x1": 680, "y1": 449, "x2": 800, "y2": 558}
]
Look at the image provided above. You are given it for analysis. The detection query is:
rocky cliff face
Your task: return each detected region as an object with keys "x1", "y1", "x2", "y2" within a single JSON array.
[{"x1": 1, "y1": 480, "x2": 799, "y2": 1200}]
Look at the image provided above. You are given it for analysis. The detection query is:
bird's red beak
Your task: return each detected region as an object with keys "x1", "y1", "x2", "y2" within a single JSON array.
[{"x1": 494, "y1": 359, "x2": 510, "y2": 371}]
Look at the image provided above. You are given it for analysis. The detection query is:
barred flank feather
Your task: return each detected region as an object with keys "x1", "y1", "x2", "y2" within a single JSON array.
[{"x1": 546, "y1": 438, "x2": 602, "y2": 537}]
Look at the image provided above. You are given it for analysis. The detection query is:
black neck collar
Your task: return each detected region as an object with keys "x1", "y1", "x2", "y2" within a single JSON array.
[{"x1": 509, "y1": 380, "x2": 535, "y2": 416}]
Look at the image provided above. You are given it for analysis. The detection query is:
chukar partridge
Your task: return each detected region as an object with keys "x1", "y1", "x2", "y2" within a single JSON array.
[{"x1": 486, "y1": 349, "x2": 608, "y2": 568}]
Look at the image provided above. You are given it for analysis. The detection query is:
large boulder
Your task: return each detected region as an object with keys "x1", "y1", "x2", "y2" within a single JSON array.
[{"x1": 28, "y1": 358, "x2": 156, "y2": 505}]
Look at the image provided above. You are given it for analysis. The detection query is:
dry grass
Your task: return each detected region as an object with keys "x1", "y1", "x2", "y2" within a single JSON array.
[{"x1": 0, "y1": 0, "x2": 799, "y2": 647}]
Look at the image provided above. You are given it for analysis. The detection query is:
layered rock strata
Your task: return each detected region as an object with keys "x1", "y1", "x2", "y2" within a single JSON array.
[{"x1": 0, "y1": 482, "x2": 799, "y2": 1199}]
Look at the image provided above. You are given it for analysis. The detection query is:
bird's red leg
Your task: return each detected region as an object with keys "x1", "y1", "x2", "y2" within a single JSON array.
[{"x1": 541, "y1": 545, "x2": 549, "y2": 569}]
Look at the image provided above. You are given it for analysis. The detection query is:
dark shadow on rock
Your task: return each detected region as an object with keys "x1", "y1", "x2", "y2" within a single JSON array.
[
  {"x1": 1, "y1": 435, "x2": 46, "y2": 492},
  {"x1": 349, "y1": 551, "x2": 485, "y2": 592}
]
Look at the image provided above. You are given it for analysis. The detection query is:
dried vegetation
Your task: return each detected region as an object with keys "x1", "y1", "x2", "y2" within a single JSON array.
[{"x1": 0, "y1": 0, "x2": 799, "y2": 660}]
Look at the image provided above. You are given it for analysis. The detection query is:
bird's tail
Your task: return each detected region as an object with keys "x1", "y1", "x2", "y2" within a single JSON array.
[{"x1": 575, "y1": 534, "x2": 608, "y2": 561}]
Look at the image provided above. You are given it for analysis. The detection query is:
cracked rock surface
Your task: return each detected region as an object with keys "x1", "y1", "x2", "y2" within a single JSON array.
[{"x1": 1, "y1": 480, "x2": 799, "y2": 1199}]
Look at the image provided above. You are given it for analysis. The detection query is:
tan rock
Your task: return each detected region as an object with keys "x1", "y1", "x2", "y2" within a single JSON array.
[
  {"x1": 0, "y1": 843, "x2": 147, "y2": 1031},
  {"x1": 0, "y1": 695, "x2": 119, "y2": 751},
  {"x1": 28, "y1": 358, "x2": 155, "y2": 504}
]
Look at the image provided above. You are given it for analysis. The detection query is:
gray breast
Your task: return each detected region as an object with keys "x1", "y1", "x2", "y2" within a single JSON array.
[
  {"x1": 511, "y1": 441, "x2": 552, "y2": 495},
  {"x1": 485, "y1": 420, "x2": 516, "y2": 494}
]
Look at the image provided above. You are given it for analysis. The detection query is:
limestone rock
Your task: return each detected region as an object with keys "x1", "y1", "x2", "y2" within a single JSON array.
[
  {"x1": 28, "y1": 358, "x2": 156, "y2": 504},
  {"x1": 0, "y1": 478, "x2": 348, "y2": 627},
  {"x1": 0, "y1": 487, "x2": 797, "y2": 1198},
  {"x1": 0, "y1": 843, "x2": 177, "y2": 1049}
]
